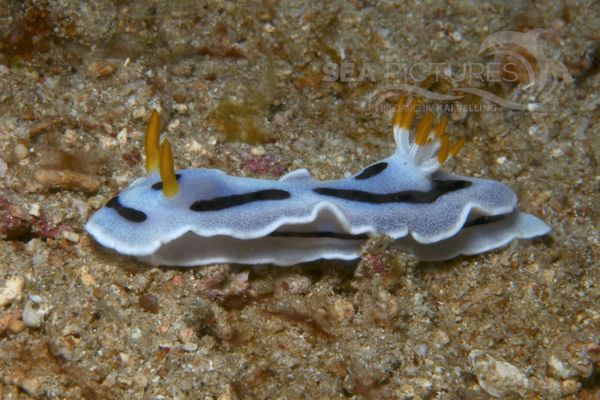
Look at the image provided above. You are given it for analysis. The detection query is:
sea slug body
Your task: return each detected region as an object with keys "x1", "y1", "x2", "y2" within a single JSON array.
[{"x1": 85, "y1": 97, "x2": 551, "y2": 266}]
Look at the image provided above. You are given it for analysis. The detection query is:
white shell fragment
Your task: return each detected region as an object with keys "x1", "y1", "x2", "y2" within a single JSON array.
[
  {"x1": 469, "y1": 350, "x2": 531, "y2": 398},
  {"x1": 0, "y1": 276, "x2": 25, "y2": 307},
  {"x1": 22, "y1": 295, "x2": 50, "y2": 328},
  {"x1": 86, "y1": 103, "x2": 550, "y2": 266}
]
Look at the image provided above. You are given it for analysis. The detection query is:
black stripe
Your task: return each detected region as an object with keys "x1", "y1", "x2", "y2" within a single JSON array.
[
  {"x1": 269, "y1": 231, "x2": 369, "y2": 240},
  {"x1": 190, "y1": 189, "x2": 291, "y2": 212},
  {"x1": 354, "y1": 162, "x2": 388, "y2": 180},
  {"x1": 151, "y1": 174, "x2": 182, "y2": 190},
  {"x1": 463, "y1": 214, "x2": 505, "y2": 228},
  {"x1": 106, "y1": 196, "x2": 147, "y2": 223},
  {"x1": 269, "y1": 216, "x2": 503, "y2": 240},
  {"x1": 313, "y1": 179, "x2": 471, "y2": 204}
]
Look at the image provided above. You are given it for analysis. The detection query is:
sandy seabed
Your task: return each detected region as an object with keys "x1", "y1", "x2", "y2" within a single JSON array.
[{"x1": 0, "y1": 1, "x2": 598, "y2": 399}]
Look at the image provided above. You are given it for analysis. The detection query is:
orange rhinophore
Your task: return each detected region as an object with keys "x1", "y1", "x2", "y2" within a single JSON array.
[
  {"x1": 434, "y1": 116, "x2": 448, "y2": 138},
  {"x1": 400, "y1": 98, "x2": 419, "y2": 130},
  {"x1": 392, "y1": 95, "x2": 407, "y2": 127},
  {"x1": 450, "y1": 138, "x2": 465, "y2": 157},
  {"x1": 145, "y1": 109, "x2": 161, "y2": 173},
  {"x1": 437, "y1": 134, "x2": 451, "y2": 164},
  {"x1": 159, "y1": 139, "x2": 179, "y2": 197},
  {"x1": 415, "y1": 112, "x2": 435, "y2": 146}
]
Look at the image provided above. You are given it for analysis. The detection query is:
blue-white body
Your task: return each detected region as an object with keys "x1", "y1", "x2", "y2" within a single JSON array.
[{"x1": 85, "y1": 108, "x2": 550, "y2": 266}]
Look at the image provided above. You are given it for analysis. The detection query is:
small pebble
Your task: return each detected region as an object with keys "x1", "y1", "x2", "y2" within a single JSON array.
[
  {"x1": 550, "y1": 148, "x2": 563, "y2": 157},
  {"x1": 182, "y1": 343, "x2": 198, "y2": 352},
  {"x1": 63, "y1": 129, "x2": 78, "y2": 145},
  {"x1": 332, "y1": 298, "x2": 355, "y2": 322},
  {"x1": 548, "y1": 355, "x2": 579, "y2": 379},
  {"x1": 14, "y1": 143, "x2": 28, "y2": 159},
  {"x1": 22, "y1": 297, "x2": 49, "y2": 328},
  {"x1": 528, "y1": 124, "x2": 539, "y2": 135},
  {"x1": 279, "y1": 275, "x2": 311, "y2": 295},
  {"x1": 432, "y1": 330, "x2": 450, "y2": 349},
  {"x1": 131, "y1": 327, "x2": 142, "y2": 339},
  {"x1": 72, "y1": 198, "x2": 91, "y2": 219},
  {"x1": 173, "y1": 93, "x2": 188, "y2": 104},
  {"x1": 134, "y1": 372, "x2": 148, "y2": 388},
  {"x1": 117, "y1": 128, "x2": 128, "y2": 145},
  {"x1": 114, "y1": 173, "x2": 132, "y2": 185},
  {"x1": 7, "y1": 318, "x2": 26, "y2": 334},
  {"x1": 188, "y1": 140, "x2": 206, "y2": 154},
  {"x1": 28, "y1": 203, "x2": 40, "y2": 217},
  {"x1": 29, "y1": 294, "x2": 42, "y2": 303},
  {"x1": 451, "y1": 31, "x2": 463, "y2": 42},
  {"x1": 102, "y1": 122, "x2": 113, "y2": 134},
  {"x1": 415, "y1": 343, "x2": 428, "y2": 357},
  {"x1": 263, "y1": 23, "x2": 275, "y2": 33},
  {"x1": 0, "y1": 276, "x2": 25, "y2": 307},
  {"x1": 87, "y1": 60, "x2": 117, "y2": 78},
  {"x1": 80, "y1": 269, "x2": 97, "y2": 287},
  {"x1": 87, "y1": 195, "x2": 106, "y2": 209},
  {"x1": 167, "y1": 119, "x2": 181, "y2": 131},
  {"x1": 62, "y1": 231, "x2": 80, "y2": 243},
  {"x1": 178, "y1": 327, "x2": 195, "y2": 343},
  {"x1": 119, "y1": 352, "x2": 130, "y2": 364},
  {"x1": 561, "y1": 379, "x2": 581, "y2": 396},
  {"x1": 139, "y1": 294, "x2": 160, "y2": 313},
  {"x1": 250, "y1": 146, "x2": 266, "y2": 156},
  {"x1": 173, "y1": 104, "x2": 189, "y2": 114},
  {"x1": 132, "y1": 106, "x2": 147, "y2": 119},
  {"x1": 100, "y1": 136, "x2": 118, "y2": 149}
]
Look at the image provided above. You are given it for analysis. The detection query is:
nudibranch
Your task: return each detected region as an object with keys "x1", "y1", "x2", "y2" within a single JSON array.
[{"x1": 85, "y1": 98, "x2": 550, "y2": 266}]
